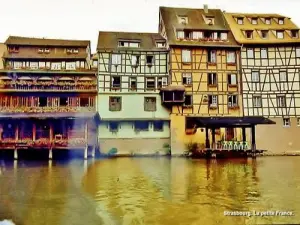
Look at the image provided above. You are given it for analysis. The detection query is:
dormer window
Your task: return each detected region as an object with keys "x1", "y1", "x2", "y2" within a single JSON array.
[
  {"x1": 278, "y1": 18, "x2": 284, "y2": 25},
  {"x1": 261, "y1": 30, "x2": 268, "y2": 39},
  {"x1": 251, "y1": 18, "x2": 258, "y2": 25},
  {"x1": 38, "y1": 48, "x2": 51, "y2": 54},
  {"x1": 118, "y1": 41, "x2": 140, "y2": 48},
  {"x1": 245, "y1": 30, "x2": 253, "y2": 39},
  {"x1": 178, "y1": 16, "x2": 188, "y2": 25},
  {"x1": 44, "y1": 48, "x2": 50, "y2": 53},
  {"x1": 277, "y1": 31, "x2": 284, "y2": 39},
  {"x1": 265, "y1": 18, "x2": 271, "y2": 25},
  {"x1": 177, "y1": 31, "x2": 185, "y2": 39},
  {"x1": 291, "y1": 30, "x2": 299, "y2": 38},
  {"x1": 73, "y1": 48, "x2": 79, "y2": 53},
  {"x1": 38, "y1": 48, "x2": 44, "y2": 53},
  {"x1": 156, "y1": 42, "x2": 166, "y2": 48},
  {"x1": 237, "y1": 17, "x2": 244, "y2": 25},
  {"x1": 192, "y1": 31, "x2": 203, "y2": 39},
  {"x1": 8, "y1": 46, "x2": 19, "y2": 53},
  {"x1": 221, "y1": 32, "x2": 228, "y2": 40},
  {"x1": 206, "y1": 16, "x2": 215, "y2": 25}
]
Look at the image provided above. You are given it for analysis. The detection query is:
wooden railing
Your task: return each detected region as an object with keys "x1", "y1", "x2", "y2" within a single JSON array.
[{"x1": 0, "y1": 106, "x2": 96, "y2": 113}]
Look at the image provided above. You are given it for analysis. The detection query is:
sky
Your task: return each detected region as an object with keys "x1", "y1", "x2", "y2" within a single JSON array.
[{"x1": 0, "y1": 0, "x2": 300, "y2": 52}]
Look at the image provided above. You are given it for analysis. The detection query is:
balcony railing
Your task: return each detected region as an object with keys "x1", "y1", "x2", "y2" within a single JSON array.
[
  {"x1": 0, "y1": 106, "x2": 96, "y2": 113},
  {"x1": 0, "y1": 80, "x2": 97, "y2": 92}
]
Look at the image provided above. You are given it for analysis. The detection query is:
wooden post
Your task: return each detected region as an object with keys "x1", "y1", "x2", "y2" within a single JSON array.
[
  {"x1": 242, "y1": 127, "x2": 246, "y2": 142},
  {"x1": 251, "y1": 125, "x2": 256, "y2": 157},
  {"x1": 212, "y1": 128, "x2": 216, "y2": 149},
  {"x1": 49, "y1": 148, "x2": 53, "y2": 160},
  {"x1": 49, "y1": 124, "x2": 53, "y2": 142},
  {"x1": 15, "y1": 124, "x2": 19, "y2": 142},
  {"x1": 84, "y1": 120, "x2": 88, "y2": 160},
  {"x1": 205, "y1": 127, "x2": 210, "y2": 149},
  {"x1": 14, "y1": 148, "x2": 18, "y2": 160}
]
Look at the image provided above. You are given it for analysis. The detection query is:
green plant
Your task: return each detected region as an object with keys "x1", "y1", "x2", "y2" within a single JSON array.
[
  {"x1": 185, "y1": 142, "x2": 198, "y2": 155},
  {"x1": 108, "y1": 147, "x2": 118, "y2": 156},
  {"x1": 162, "y1": 143, "x2": 171, "y2": 155}
]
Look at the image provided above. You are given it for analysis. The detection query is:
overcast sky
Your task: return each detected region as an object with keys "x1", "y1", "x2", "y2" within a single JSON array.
[{"x1": 0, "y1": 0, "x2": 299, "y2": 51}]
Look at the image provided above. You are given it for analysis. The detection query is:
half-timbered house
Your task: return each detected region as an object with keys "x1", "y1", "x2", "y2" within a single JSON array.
[
  {"x1": 224, "y1": 13, "x2": 300, "y2": 154},
  {"x1": 159, "y1": 6, "x2": 275, "y2": 155},
  {"x1": 97, "y1": 32, "x2": 170, "y2": 155},
  {"x1": 0, "y1": 36, "x2": 99, "y2": 159}
]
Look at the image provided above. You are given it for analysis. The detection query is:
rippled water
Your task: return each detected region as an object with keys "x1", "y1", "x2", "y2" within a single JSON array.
[{"x1": 0, "y1": 157, "x2": 300, "y2": 225}]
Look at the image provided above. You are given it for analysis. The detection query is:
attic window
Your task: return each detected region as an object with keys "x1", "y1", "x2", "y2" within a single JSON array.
[
  {"x1": 156, "y1": 42, "x2": 166, "y2": 48},
  {"x1": 66, "y1": 48, "x2": 79, "y2": 54},
  {"x1": 278, "y1": 18, "x2": 284, "y2": 25},
  {"x1": 178, "y1": 16, "x2": 188, "y2": 24},
  {"x1": 245, "y1": 30, "x2": 253, "y2": 39},
  {"x1": 237, "y1": 17, "x2": 244, "y2": 25},
  {"x1": 118, "y1": 41, "x2": 140, "y2": 48},
  {"x1": 265, "y1": 18, "x2": 271, "y2": 25},
  {"x1": 251, "y1": 18, "x2": 258, "y2": 25},
  {"x1": 8, "y1": 46, "x2": 19, "y2": 53},
  {"x1": 291, "y1": 30, "x2": 299, "y2": 38},
  {"x1": 206, "y1": 16, "x2": 215, "y2": 25},
  {"x1": 277, "y1": 31, "x2": 284, "y2": 39}
]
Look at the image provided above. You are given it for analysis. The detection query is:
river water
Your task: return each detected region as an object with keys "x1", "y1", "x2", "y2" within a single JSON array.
[{"x1": 0, "y1": 157, "x2": 299, "y2": 225}]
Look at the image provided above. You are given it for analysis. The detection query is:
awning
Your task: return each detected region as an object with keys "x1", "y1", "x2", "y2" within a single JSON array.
[
  {"x1": 38, "y1": 76, "x2": 52, "y2": 80},
  {"x1": 0, "y1": 112, "x2": 100, "y2": 120},
  {"x1": 78, "y1": 77, "x2": 92, "y2": 81},
  {"x1": 187, "y1": 116, "x2": 276, "y2": 127},
  {"x1": 18, "y1": 76, "x2": 32, "y2": 80},
  {"x1": 58, "y1": 77, "x2": 73, "y2": 81},
  {"x1": 0, "y1": 76, "x2": 12, "y2": 80}
]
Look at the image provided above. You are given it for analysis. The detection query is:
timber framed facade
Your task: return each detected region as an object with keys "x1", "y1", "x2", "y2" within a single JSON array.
[
  {"x1": 224, "y1": 12, "x2": 300, "y2": 154},
  {"x1": 0, "y1": 36, "x2": 99, "y2": 159},
  {"x1": 97, "y1": 32, "x2": 170, "y2": 155}
]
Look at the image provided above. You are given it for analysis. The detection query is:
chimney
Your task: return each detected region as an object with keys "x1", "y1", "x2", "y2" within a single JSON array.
[{"x1": 204, "y1": 4, "x2": 208, "y2": 13}]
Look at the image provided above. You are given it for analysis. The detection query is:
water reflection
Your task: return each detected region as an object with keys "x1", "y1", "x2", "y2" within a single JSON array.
[{"x1": 0, "y1": 157, "x2": 300, "y2": 225}]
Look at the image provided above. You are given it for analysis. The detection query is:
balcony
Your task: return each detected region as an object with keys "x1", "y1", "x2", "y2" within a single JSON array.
[
  {"x1": 160, "y1": 85, "x2": 185, "y2": 106},
  {"x1": 0, "y1": 106, "x2": 96, "y2": 113},
  {"x1": 0, "y1": 67, "x2": 95, "y2": 75},
  {"x1": 0, "y1": 80, "x2": 97, "y2": 92}
]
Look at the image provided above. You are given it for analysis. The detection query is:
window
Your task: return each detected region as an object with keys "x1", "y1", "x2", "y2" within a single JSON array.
[
  {"x1": 111, "y1": 76, "x2": 121, "y2": 89},
  {"x1": 206, "y1": 16, "x2": 215, "y2": 25},
  {"x1": 93, "y1": 60, "x2": 98, "y2": 68},
  {"x1": 146, "y1": 55, "x2": 154, "y2": 65},
  {"x1": 228, "y1": 74, "x2": 237, "y2": 85},
  {"x1": 221, "y1": 32, "x2": 228, "y2": 40},
  {"x1": 158, "y1": 77, "x2": 168, "y2": 88},
  {"x1": 111, "y1": 54, "x2": 121, "y2": 65},
  {"x1": 182, "y1": 49, "x2": 191, "y2": 63},
  {"x1": 253, "y1": 96, "x2": 262, "y2": 107},
  {"x1": 291, "y1": 30, "x2": 299, "y2": 38},
  {"x1": 144, "y1": 97, "x2": 156, "y2": 111},
  {"x1": 60, "y1": 97, "x2": 68, "y2": 106},
  {"x1": 280, "y1": 70, "x2": 287, "y2": 82},
  {"x1": 184, "y1": 95, "x2": 192, "y2": 106},
  {"x1": 182, "y1": 73, "x2": 192, "y2": 85},
  {"x1": 177, "y1": 31, "x2": 185, "y2": 39},
  {"x1": 297, "y1": 118, "x2": 300, "y2": 126},
  {"x1": 109, "y1": 97, "x2": 122, "y2": 111},
  {"x1": 178, "y1": 16, "x2": 188, "y2": 24},
  {"x1": 131, "y1": 55, "x2": 140, "y2": 66},
  {"x1": 227, "y1": 51, "x2": 236, "y2": 64},
  {"x1": 261, "y1": 30, "x2": 268, "y2": 39},
  {"x1": 192, "y1": 31, "x2": 203, "y2": 39},
  {"x1": 251, "y1": 18, "x2": 258, "y2": 25},
  {"x1": 51, "y1": 62, "x2": 61, "y2": 70},
  {"x1": 265, "y1": 18, "x2": 271, "y2": 25},
  {"x1": 39, "y1": 97, "x2": 47, "y2": 107},
  {"x1": 296, "y1": 47, "x2": 300, "y2": 58},
  {"x1": 208, "y1": 73, "x2": 217, "y2": 86},
  {"x1": 247, "y1": 48, "x2": 254, "y2": 58},
  {"x1": 30, "y1": 62, "x2": 38, "y2": 69},
  {"x1": 245, "y1": 30, "x2": 253, "y2": 39},
  {"x1": 228, "y1": 95, "x2": 238, "y2": 107},
  {"x1": 208, "y1": 95, "x2": 218, "y2": 107},
  {"x1": 208, "y1": 50, "x2": 216, "y2": 63},
  {"x1": 38, "y1": 48, "x2": 44, "y2": 53},
  {"x1": 109, "y1": 122, "x2": 119, "y2": 132},
  {"x1": 237, "y1": 18, "x2": 244, "y2": 25},
  {"x1": 129, "y1": 77, "x2": 137, "y2": 90},
  {"x1": 146, "y1": 77, "x2": 155, "y2": 89},
  {"x1": 261, "y1": 48, "x2": 268, "y2": 59},
  {"x1": 80, "y1": 98, "x2": 89, "y2": 107},
  {"x1": 278, "y1": 18, "x2": 284, "y2": 25},
  {"x1": 13, "y1": 61, "x2": 22, "y2": 69},
  {"x1": 129, "y1": 42, "x2": 140, "y2": 48},
  {"x1": 66, "y1": 62, "x2": 76, "y2": 70},
  {"x1": 283, "y1": 118, "x2": 290, "y2": 127},
  {"x1": 252, "y1": 70, "x2": 260, "y2": 82},
  {"x1": 8, "y1": 46, "x2": 19, "y2": 53},
  {"x1": 156, "y1": 42, "x2": 166, "y2": 48},
  {"x1": 39, "y1": 62, "x2": 46, "y2": 68},
  {"x1": 153, "y1": 121, "x2": 164, "y2": 132},
  {"x1": 277, "y1": 96, "x2": 286, "y2": 108},
  {"x1": 277, "y1": 31, "x2": 284, "y2": 39},
  {"x1": 134, "y1": 121, "x2": 149, "y2": 131}
]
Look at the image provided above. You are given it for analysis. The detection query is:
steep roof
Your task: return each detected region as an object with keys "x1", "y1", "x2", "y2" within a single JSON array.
[
  {"x1": 159, "y1": 6, "x2": 239, "y2": 47},
  {"x1": 5, "y1": 36, "x2": 90, "y2": 47},
  {"x1": 224, "y1": 12, "x2": 300, "y2": 44},
  {"x1": 97, "y1": 31, "x2": 167, "y2": 51}
]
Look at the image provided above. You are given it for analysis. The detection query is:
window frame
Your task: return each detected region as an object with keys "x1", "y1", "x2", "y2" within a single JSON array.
[
  {"x1": 226, "y1": 51, "x2": 236, "y2": 64},
  {"x1": 252, "y1": 70, "x2": 260, "y2": 82},
  {"x1": 253, "y1": 96, "x2": 262, "y2": 108},
  {"x1": 182, "y1": 73, "x2": 192, "y2": 85},
  {"x1": 182, "y1": 49, "x2": 191, "y2": 63},
  {"x1": 277, "y1": 95, "x2": 286, "y2": 108},
  {"x1": 283, "y1": 118, "x2": 290, "y2": 127},
  {"x1": 111, "y1": 54, "x2": 122, "y2": 65},
  {"x1": 228, "y1": 73, "x2": 237, "y2": 86},
  {"x1": 261, "y1": 48, "x2": 268, "y2": 59},
  {"x1": 144, "y1": 97, "x2": 157, "y2": 112},
  {"x1": 109, "y1": 96, "x2": 122, "y2": 111}
]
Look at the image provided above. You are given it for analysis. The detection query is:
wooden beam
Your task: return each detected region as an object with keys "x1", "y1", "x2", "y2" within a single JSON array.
[
  {"x1": 251, "y1": 125, "x2": 256, "y2": 154},
  {"x1": 242, "y1": 127, "x2": 246, "y2": 142},
  {"x1": 212, "y1": 128, "x2": 216, "y2": 149},
  {"x1": 205, "y1": 127, "x2": 210, "y2": 148}
]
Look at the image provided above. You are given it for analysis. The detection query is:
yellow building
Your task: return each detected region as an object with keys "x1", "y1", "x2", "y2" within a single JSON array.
[{"x1": 224, "y1": 12, "x2": 300, "y2": 154}]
